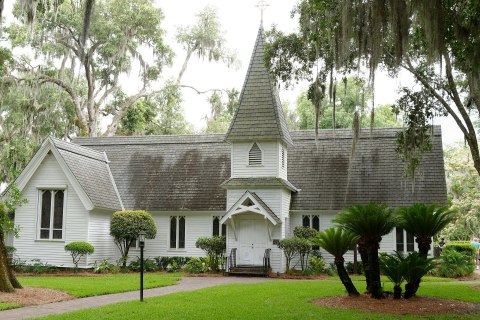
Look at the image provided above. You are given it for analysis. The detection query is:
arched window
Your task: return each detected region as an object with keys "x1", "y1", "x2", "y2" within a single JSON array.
[{"x1": 249, "y1": 142, "x2": 262, "y2": 165}]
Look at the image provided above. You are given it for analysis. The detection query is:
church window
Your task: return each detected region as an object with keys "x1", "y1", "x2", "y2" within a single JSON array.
[
  {"x1": 212, "y1": 216, "x2": 227, "y2": 237},
  {"x1": 302, "y1": 215, "x2": 320, "y2": 231},
  {"x1": 249, "y1": 142, "x2": 262, "y2": 165},
  {"x1": 170, "y1": 216, "x2": 186, "y2": 249},
  {"x1": 38, "y1": 190, "x2": 65, "y2": 240},
  {"x1": 396, "y1": 227, "x2": 415, "y2": 252}
]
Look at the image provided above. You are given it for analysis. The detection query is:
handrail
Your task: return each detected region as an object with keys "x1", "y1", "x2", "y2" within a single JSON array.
[
  {"x1": 228, "y1": 248, "x2": 237, "y2": 271},
  {"x1": 263, "y1": 248, "x2": 271, "y2": 276}
]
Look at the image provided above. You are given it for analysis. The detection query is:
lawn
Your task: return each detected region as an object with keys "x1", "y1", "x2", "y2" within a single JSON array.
[
  {"x1": 0, "y1": 302, "x2": 22, "y2": 311},
  {"x1": 331, "y1": 274, "x2": 456, "y2": 282},
  {"x1": 18, "y1": 272, "x2": 181, "y2": 297},
  {"x1": 37, "y1": 280, "x2": 480, "y2": 320}
]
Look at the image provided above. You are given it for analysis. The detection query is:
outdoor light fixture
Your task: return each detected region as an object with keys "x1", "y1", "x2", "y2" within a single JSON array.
[{"x1": 138, "y1": 230, "x2": 146, "y2": 302}]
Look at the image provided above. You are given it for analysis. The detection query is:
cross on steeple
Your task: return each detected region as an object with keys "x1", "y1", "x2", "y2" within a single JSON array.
[{"x1": 255, "y1": 0, "x2": 269, "y2": 22}]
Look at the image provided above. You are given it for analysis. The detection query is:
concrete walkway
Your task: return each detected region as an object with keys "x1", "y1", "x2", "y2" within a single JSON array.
[{"x1": 0, "y1": 276, "x2": 273, "y2": 320}]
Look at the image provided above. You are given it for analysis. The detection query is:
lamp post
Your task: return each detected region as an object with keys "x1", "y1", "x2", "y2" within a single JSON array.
[{"x1": 138, "y1": 230, "x2": 146, "y2": 302}]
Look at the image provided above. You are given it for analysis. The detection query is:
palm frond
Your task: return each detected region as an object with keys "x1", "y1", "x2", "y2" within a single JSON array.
[
  {"x1": 312, "y1": 227, "x2": 359, "y2": 258},
  {"x1": 397, "y1": 203, "x2": 457, "y2": 237}
]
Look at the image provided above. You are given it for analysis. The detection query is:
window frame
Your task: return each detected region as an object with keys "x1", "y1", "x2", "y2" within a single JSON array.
[
  {"x1": 36, "y1": 188, "x2": 67, "y2": 241},
  {"x1": 247, "y1": 142, "x2": 263, "y2": 166},
  {"x1": 302, "y1": 214, "x2": 320, "y2": 231},
  {"x1": 395, "y1": 227, "x2": 415, "y2": 253},
  {"x1": 212, "y1": 216, "x2": 227, "y2": 237},
  {"x1": 169, "y1": 216, "x2": 186, "y2": 250}
]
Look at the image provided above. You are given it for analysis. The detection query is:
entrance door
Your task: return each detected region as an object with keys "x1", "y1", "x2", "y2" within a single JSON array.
[{"x1": 238, "y1": 219, "x2": 268, "y2": 265}]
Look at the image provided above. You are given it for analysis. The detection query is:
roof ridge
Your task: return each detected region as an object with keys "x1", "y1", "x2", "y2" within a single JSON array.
[{"x1": 50, "y1": 137, "x2": 108, "y2": 163}]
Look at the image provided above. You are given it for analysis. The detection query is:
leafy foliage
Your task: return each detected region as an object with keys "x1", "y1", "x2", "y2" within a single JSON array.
[
  {"x1": 64, "y1": 242, "x2": 94, "y2": 270},
  {"x1": 110, "y1": 210, "x2": 157, "y2": 267},
  {"x1": 183, "y1": 257, "x2": 209, "y2": 274},
  {"x1": 93, "y1": 259, "x2": 120, "y2": 274},
  {"x1": 312, "y1": 227, "x2": 359, "y2": 296},
  {"x1": 443, "y1": 242, "x2": 476, "y2": 260},
  {"x1": 128, "y1": 257, "x2": 159, "y2": 272},
  {"x1": 195, "y1": 236, "x2": 225, "y2": 272},
  {"x1": 396, "y1": 203, "x2": 457, "y2": 257},
  {"x1": 277, "y1": 237, "x2": 309, "y2": 272},
  {"x1": 379, "y1": 252, "x2": 406, "y2": 299},
  {"x1": 437, "y1": 250, "x2": 475, "y2": 278},
  {"x1": 402, "y1": 252, "x2": 436, "y2": 299}
]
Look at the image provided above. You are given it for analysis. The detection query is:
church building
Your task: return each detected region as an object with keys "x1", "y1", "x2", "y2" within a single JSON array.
[{"x1": 7, "y1": 25, "x2": 447, "y2": 273}]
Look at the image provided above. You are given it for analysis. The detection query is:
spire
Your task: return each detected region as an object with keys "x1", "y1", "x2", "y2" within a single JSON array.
[{"x1": 225, "y1": 25, "x2": 293, "y2": 146}]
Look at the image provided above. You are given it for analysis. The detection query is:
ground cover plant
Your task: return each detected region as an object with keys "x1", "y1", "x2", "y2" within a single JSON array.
[
  {"x1": 34, "y1": 280, "x2": 480, "y2": 320},
  {"x1": 18, "y1": 273, "x2": 181, "y2": 297}
]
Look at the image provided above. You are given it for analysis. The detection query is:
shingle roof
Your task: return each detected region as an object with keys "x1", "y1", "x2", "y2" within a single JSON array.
[
  {"x1": 50, "y1": 137, "x2": 123, "y2": 210},
  {"x1": 288, "y1": 128, "x2": 448, "y2": 210},
  {"x1": 73, "y1": 134, "x2": 230, "y2": 211},
  {"x1": 73, "y1": 127, "x2": 447, "y2": 212},
  {"x1": 225, "y1": 25, "x2": 293, "y2": 145}
]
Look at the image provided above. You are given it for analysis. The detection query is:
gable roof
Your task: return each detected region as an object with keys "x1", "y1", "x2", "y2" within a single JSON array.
[
  {"x1": 50, "y1": 138, "x2": 123, "y2": 210},
  {"x1": 11, "y1": 137, "x2": 123, "y2": 211},
  {"x1": 225, "y1": 25, "x2": 293, "y2": 145},
  {"x1": 220, "y1": 191, "x2": 281, "y2": 225},
  {"x1": 73, "y1": 127, "x2": 447, "y2": 212}
]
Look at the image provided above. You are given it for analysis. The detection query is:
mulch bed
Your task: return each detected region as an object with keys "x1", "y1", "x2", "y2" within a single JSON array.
[
  {"x1": 314, "y1": 294, "x2": 480, "y2": 315},
  {"x1": 0, "y1": 287, "x2": 74, "y2": 306}
]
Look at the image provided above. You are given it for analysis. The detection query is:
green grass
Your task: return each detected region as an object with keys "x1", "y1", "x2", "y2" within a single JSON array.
[
  {"x1": 330, "y1": 274, "x2": 455, "y2": 282},
  {"x1": 37, "y1": 280, "x2": 480, "y2": 320},
  {"x1": 18, "y1": 272, "x2": 181, "y2": 297},
  {"x1": 0, "y1": 302, "x2": 22, "y2": 311}
]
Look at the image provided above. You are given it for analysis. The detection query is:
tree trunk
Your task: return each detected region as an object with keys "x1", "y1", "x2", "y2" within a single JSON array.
[
  {"x1": 367, "y1": 240, "x2": 382, "y2": 299},
  {"x1": 357, "y1": 241, "x2": 370, "y2": 293},
  {"x1": 0, "y1": 237, "x2": 15, "y2": 292},
  {"x1": 334, "y1": 257, "x2": 359, "y2": 296},
  {"x1": 404, "y1": 281, "x2": 415, "y2": 299},
  {"x1": 416, "y1": 236, "x2": 431, "y2": 259},
  {"x1": 393, "y1": 285, "x2": 402, "y2": 299}
]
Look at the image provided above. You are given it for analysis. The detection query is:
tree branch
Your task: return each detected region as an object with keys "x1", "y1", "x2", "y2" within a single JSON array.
[{"x1": 180, "y1": 85, "x2": 227, "y2": 95}]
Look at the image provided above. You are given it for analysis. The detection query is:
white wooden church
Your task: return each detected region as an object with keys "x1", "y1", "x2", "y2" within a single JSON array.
[{"x1": 7, "y1": 25, "x2": 447, "y2": 273}]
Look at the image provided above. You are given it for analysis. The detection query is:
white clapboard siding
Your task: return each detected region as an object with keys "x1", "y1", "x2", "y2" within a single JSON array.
[
  {"x1": 269, "y1": 224, "x2": 283, "y2": 272},
  {"x1": 13, "y1": 154, "x2": 89, "y2": 267},
  {"x1": 87, "y1": 210, "x2": 120, "y2": 266},
  {"x1": 232, "y1": 142, "x2": 279, "y2": 177},
  {"x1": 132, "y1": 212, "x2": 223, "y2": 259}
]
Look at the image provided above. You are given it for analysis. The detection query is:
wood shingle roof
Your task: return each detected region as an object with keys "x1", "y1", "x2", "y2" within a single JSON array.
[
  {"x1": 225, "y1": 25, "x2": 293, "y2": 145},
  {"x1": 73, "y1": 127, "x2": 447, "y2": 212}
]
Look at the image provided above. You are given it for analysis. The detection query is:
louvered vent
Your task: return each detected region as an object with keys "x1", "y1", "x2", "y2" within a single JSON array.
[
  {"x1": 281, "y1": 147, "x2": 285, "y2": 168},
  {"x1": 249, "y1": 143, "x2": 262, "y2": 165}
]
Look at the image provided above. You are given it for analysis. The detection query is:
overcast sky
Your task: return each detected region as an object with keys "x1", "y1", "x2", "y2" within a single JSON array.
[{"x1": 2, "y1": 0, "x2": 465, "y2": 145}]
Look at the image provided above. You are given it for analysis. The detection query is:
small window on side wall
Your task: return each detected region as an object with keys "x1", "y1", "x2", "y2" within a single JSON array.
[
  {"x1": 170, "y1": 216, "x2": 186, "y2": 249},
  {"x1": 248, "y1": 142, "x2": 262, "y2": 165},
  {"x1": 212, "y1": 216, "x2": 226, "y2": 237},
  {"x1": 39, "y1": 190, "x2": 65, "y2": 240}
]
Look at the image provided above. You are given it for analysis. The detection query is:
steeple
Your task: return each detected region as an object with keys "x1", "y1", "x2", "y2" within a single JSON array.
[{"x1": 225, "y1": 25, "x2": 293, "y2": 146}]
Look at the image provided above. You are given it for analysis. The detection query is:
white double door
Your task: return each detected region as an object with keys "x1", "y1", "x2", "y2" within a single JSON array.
[{"x1": 238, "y1": 219, "x2": 268, "y2": 266}]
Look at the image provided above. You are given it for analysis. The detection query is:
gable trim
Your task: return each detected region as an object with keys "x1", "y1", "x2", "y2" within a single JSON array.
[
  {"x1": 14, "y1": 137, "x2": 95, "y2": 211},
  {"x1": 220, "y1": 191, "x2": 281, "y2": 226}
]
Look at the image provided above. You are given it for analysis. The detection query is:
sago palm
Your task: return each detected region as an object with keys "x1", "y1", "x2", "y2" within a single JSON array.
[
  {"x1": 313, "y1": 227, "x2": 359, "y2": 296},
  {"x1": 403, "y1": 252, "x2": 436, "y2": 299},
  {"x1": 397, "y1": 203, "x2": 457, "y2": 258},
  {"x1": 334, "y1": 203, "x2": 397, "y2": 298},
  {"x1": 379, "y1": 252, "x2": 406, "y2": 299}
]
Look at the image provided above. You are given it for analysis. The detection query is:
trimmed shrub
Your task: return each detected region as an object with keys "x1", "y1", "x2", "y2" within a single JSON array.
[
  {"x1": 129, "y1": 257, "x2": 159, "y2": 272},
  {"x1": 184, "y1": 257, "x2": 209, "y2": 273},
  {"x1": 110, "y1": 210, "x2": 157, "y2": 267},
  {"x1": 277, "y1": 237, "x2": 310, "y2": 271},
  {"x1": 195, "y1": 236, "x2": 226, "y2": 272},
  {"x1": 437, "y1": 249, "x2": 475, "y2": 278},
  {"x1": 65, "y1": 242, "x2": 94, "y2": 270},
  {"x1": 443, "y1": 241, "x2": 476, "y2": 259},
  {"x1": 293, "y1": 226, "x2": 317, "y2": 239}
]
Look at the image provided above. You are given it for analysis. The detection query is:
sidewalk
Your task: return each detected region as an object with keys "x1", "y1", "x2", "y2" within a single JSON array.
[{"x1": 0, "y1": 276, "x2": 272, "y2": 320}]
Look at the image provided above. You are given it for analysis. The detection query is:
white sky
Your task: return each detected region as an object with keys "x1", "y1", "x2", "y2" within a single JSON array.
[{"x1": 2, "y1": 0, "x2": 465, "y2": 146}]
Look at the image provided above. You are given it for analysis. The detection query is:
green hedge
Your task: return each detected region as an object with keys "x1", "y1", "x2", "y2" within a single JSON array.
[{"x1": 443, "y1": 241, "x2": 476, "y2": 259}]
